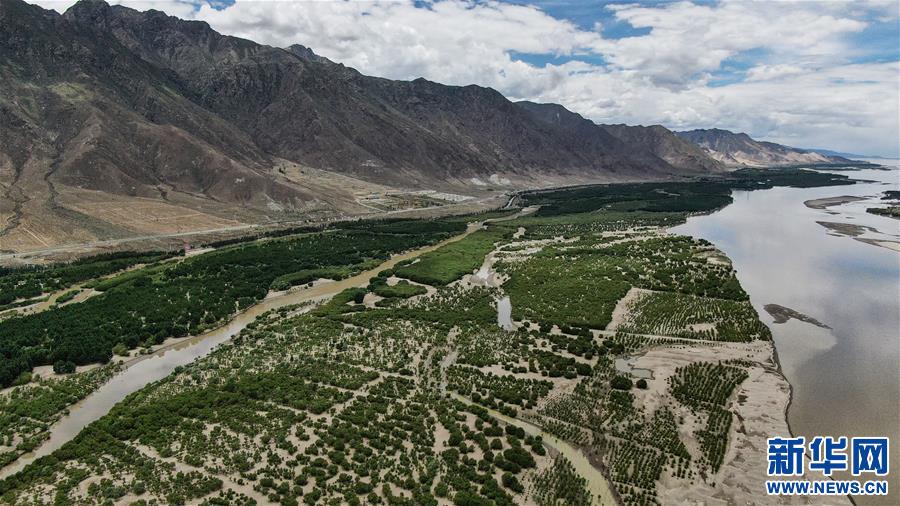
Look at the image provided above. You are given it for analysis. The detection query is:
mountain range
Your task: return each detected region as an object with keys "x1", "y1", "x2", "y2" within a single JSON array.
[
  {"x1": 0, "y1": 0, "x2": 849, "y2": 254},
  {"x1": 675, "y1": 129, "x2": 853, "y2": 168},
  {"x1": 803, "y1": 148, "x2": 885, "y2": 160}
]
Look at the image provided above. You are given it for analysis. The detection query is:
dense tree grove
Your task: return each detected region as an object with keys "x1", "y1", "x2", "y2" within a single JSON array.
[
  {"x1": 520, "y1": 168, "x2": 853, "y2": 217},
  {"x1": 499, "y1": 234, "x2": 750, "y2": 332},
  {"x1": 0, "y1": 251, "x2": 175, "y2": 308},
  {"x1": 0, "y1": 222, "x2": 464, "y2": 387},
  {"x1": 395, "y1": 228, "x2": 511, "y2": 286},
  {"x1": 668, "y1": 362, "x2": 749, "y2": 474},
  {"x1": 618, "y1": 290, "x2": 771, "y2": 341},
  {"x1": 669, "y1": 362, "x2": 748, "y2": 409}
]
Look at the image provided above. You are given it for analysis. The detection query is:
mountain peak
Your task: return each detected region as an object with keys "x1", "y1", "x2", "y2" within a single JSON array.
[
  {"x1": 63, "y1": 0, "x2": 113, "y2": 23},
  {"x1": 285, "y1": 44, "x2": 332, "y2": 64},
  {"x1": 0, "y1": 0, "x2": 729, "y2": 252},
  {"x1": 675, "y1": 129, "x2": 849, "y2": 167}
]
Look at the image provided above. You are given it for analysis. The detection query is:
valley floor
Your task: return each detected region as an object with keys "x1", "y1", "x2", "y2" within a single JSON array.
[{"x1": 0, "y1": 177, "x2": 855, "y2": 505}]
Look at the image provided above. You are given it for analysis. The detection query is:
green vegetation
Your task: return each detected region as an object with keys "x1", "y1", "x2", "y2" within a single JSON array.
[
  {"x1": 270, "y1": 267, "x2": 355, "y2": 291},
  {"x1": 669, "y1": 362, "x2": 748, "y2": 473},
  {"x1": 448, "y1": 366, "x2": 552, "y2": 416},
  {"x1": 510, "y1": 210, "x2": 686, "y2": 240},
  {"x1": 0, "y1": 364, "x2": 121, "y2": 468},
  {"x1": 520, "y1": 168, "x2": 853, "y2": 218},
  {"x1": 0, "y1": 222, "x2": 463, "y2": 388},
  {"x1": 0, "y1": 251, "x2": 175, "y2": 308},
  {"x1": 867, "y1": 206, "x2": 900, "y2": 218},
  {"x1": 373, "y1": 280, "x2": 427, "y2": 299},
  {"x1": 365, "y1": 271, "x2": 429, "y2": 302},
  {"x1": 395, "y1": 228, "x2": 512, "y2": 285},
  {"x1": 522, "y1": 181, "x2": 734, "y2": 217},
  {"x1": 500, "y1": 251, "x2": 630, "y2": 329},
  {"x1": 669, "y1": 362, "x2": 748, "y2": 409},
  {"x1": 531, "y1": 456, "x2": 592, "y2": 506},
  {"x1": 52, "y1": 361, "x2": 76, "y2": 375},
  {"x1": 0, "y1": 294, "x2": 552, "y2": 505},
  {"x1": 90, "y1": 262, "x2": 172, "y2": 292},
  {"x1": 0, "y1": 172, "x2": 843, "y2": 505},
  {"x1": 618, "y1": 290, "x2": 771, "y2": 341},
  {"x1": 610, "y1": 376, "x2": 633, "y2": 390},
  {"x1": 499, "y1": 235, "x2": 748, "y2": 331},
  {"x1": 53, "y1": 290, "x2": 79, "y2": 305}
]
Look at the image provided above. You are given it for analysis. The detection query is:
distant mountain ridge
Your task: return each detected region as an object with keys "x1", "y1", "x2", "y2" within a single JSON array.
[
  {"x1": 0, "y1": 0, "x2": 730, "y2": 252},
  {"x1": 515, "y1": 102, "x2": 723, "y2": 174},
  {"x1": 804, "y1": 148, "x2": 888, "y2": 160},
  {"x1": 675, "y1": 128, "x2": 853, "y2": 167}
]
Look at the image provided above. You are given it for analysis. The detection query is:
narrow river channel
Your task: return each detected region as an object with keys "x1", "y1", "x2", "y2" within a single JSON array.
[
  {"x1": 1, "y1": 208, "x2": 540, "y2": 480},
  {"x1": 1, "y1": 222, "x2": 494, "y2": 479},
  {"x1": 448, "y1": 392, "x2": 617, "y2": 505}
]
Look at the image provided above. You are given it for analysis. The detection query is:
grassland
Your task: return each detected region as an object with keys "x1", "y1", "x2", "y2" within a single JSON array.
[{"x1": 394, "y1": 228, "x2": 512, "y2": 286}]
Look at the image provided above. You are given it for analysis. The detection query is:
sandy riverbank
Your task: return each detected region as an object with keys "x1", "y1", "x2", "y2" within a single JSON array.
[
  {"x1": 632, "y1": 340, "x2": 847, "y2": 505},
  {"x1": 814, "y1": 221, "x2": 900, "y2": 251},
  {"x1": 854, "y1": 237, "x2": 900, "y2": 252},
  {"x1": 804, "y1": 196, "x2": 868, "y2": 210},
  {"x1": 815, "y1": 220, "x2": 879, "y2": 237}
]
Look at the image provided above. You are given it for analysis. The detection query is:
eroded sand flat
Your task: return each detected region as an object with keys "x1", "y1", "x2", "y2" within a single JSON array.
[
  {"x1": 804, "y1": 196, "x2": 868, "y2": 210},
  {"x1": 636, "y1": 341, "x2": 848, "y2": 505}
]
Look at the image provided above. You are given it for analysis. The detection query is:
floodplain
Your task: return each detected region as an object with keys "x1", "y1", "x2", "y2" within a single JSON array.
[{"x1": 0, "y1": 170, "x2": 859, "y2": 505}]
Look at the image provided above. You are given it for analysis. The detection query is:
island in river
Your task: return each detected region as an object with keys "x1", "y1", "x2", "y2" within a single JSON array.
[
  {"x1": 764, "y1": 303, "x2": 830, "y2": 329},
  {"x1": 0, "y1": 169, "x2": 866, "y2": 505}
]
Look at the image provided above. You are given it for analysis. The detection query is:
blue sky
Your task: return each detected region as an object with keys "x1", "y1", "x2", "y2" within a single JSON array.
[
  {"x1": 36, "y1": 0, "x2": 900, "y2": 156},
  {"x1": 505, "y1": 0, "x2": 899, "y2": 104}
]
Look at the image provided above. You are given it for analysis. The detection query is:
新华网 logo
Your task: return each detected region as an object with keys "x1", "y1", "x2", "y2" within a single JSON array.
[{"x1": 765, "y1": 436, "x2": 889, "y2": 496}]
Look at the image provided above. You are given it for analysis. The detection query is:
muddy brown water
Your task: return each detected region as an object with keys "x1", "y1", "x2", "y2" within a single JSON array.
[
  {"x1": 672, "y1": 164, "x2": 900, "y2": 504},
  {"x1": 1, "y1": 222, "x2": 492, "y2": 479},
  {"x1": 1, "y1": 208, "x2": 541, "y2": 480}
]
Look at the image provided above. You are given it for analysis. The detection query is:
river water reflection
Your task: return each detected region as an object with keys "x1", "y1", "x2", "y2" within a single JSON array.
[{"x1": 672, "y1": 164, "x2": 900, "y2": 502}]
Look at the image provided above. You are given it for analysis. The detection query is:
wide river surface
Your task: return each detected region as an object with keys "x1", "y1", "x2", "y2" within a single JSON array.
[{"x1": 672, "y1": 163, "x2": 900, "y2": 502}]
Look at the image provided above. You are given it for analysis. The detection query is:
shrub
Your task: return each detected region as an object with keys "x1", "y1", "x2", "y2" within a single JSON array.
[
  {"x1": 53, "y1": 360, "x2": 76, "y2": 374},
  {"x1": 502, "y1": 446, "x2": 536, "y2": 469},
  {"x1": 501, "y1": 473, "x2": 524, "y2": 493},
  {"x1": 12, "y1": 372, "x2": 32, "y2": 386},
  {"x1": 610, "y1": 376, "x2": 633, "y2": 390}
]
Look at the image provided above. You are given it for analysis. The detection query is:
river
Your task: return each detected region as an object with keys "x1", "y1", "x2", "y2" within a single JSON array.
[
  {"x1": 672, "y1": 163, "x2": 900, "y2": 503},
  {"x1": 1, "y1": 221, "x2": 490, "y2": 479},
  {"x1": 0, "y1": 207, "x2": 543, "y2": 480}
]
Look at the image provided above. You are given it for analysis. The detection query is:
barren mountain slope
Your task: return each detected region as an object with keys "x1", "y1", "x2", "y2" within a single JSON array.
[
  {"x1": 1, "y1": 0, "x2": 726, "y2": 254},
  {"x1": 676, "y1": 128, "x2": 852, "y2": 167}
]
